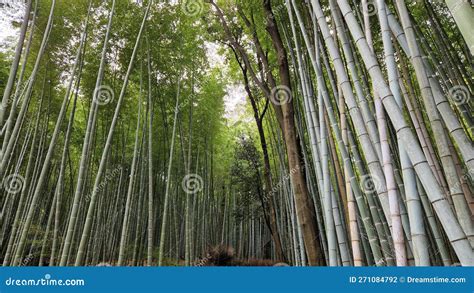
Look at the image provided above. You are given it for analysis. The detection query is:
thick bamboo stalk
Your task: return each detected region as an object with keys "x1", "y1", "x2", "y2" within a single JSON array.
[
  {"x1": 75, "y1": 1, "x2": 152, "y2": 266},
  {"x1": 0, "y1": 0, "x2": 32, "y2": 127},
  {"x1": 444, "y1": 0, "x2": 474, "y2": 55},
  {"x1": 334, "y1": 0, "x2": 473, "y2": 265},
  {"x1": 60, "y1": 0, "x2": 116, "y2": 266},
  {"x1": 394, "y1": 0, "x2": 473, "y2": 246},
  {"x1": 376, "y1": 0, "x2": 430, "y2": 266}
]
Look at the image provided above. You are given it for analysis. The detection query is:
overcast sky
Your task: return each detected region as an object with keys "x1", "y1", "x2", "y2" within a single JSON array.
[{"x1": 0, "y1": 1, "x2": 24, "y2": 53}]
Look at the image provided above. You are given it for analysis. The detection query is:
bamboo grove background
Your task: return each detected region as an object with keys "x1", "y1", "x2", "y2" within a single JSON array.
[{"x1": 0, "y1": 0, "x2": 473, "y2": 267}]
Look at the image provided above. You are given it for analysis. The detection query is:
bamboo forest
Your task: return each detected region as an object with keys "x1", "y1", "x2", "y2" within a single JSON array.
[{"x1": 0, "y1": 0, "x2": 473, "y2": 268}]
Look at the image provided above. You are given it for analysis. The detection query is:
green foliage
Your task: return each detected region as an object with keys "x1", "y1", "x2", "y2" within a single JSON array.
[
  {"x1": 230, "y1": 135, "x2": 264, "y2": 222},
  {"x1": 0, "y1": 52, "x2": 11, "y2": 94}
]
